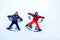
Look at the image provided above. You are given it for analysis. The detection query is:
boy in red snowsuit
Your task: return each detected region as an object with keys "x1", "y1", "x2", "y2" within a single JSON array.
[{"x1": 26, "y1": 12, "x2": 45, "y2": 31}]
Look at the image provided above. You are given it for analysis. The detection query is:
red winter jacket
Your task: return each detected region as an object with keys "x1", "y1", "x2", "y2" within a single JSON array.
[{"x1": 28, "y1": 13, "x2": 45, "y2": 21}]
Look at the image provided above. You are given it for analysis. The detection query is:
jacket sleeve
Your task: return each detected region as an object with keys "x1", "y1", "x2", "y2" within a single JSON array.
[
  {"x1": 18, "y1": 16, "x2": 20, "y2": 18},
  {"x1": 18, "y1": 16, "x2": 23, "y2": 21},
  {"x1": 39, "y1": 16, "x2": 45, "y2": 18},
  {"x1": 7, "y1": 15, "x2": 13, "y2": 17},
  {"x1": 28, "y1": 13, "x2": 34, "y2": 17}
]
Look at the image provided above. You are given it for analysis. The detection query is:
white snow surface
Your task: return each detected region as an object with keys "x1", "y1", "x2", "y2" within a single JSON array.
[{"x1": 0, "y1": 0, "x2": 60, "y2": 40}]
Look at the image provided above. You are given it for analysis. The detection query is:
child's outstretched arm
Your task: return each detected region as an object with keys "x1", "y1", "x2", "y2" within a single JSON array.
[
  {"x1": 39, "y1": 16, "x2": 45, "y2": 19},
  {"x1": 39, "y1": 16, "x2": 45, "y2": 23},
  {"x1": 28, "y1": 13, "x2": 34, "y2": 17},
  {"x1": 18, "y1": 16, "x2": 23, "y2": 21},
  {"x1": 7, "y1": 15, "x2": 13, "y2": 17}
]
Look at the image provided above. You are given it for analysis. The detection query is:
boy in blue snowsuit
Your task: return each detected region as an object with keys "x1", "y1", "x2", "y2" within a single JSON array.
[{"x1": 7, "y1": 11, "x2": 23, "y2": 30}]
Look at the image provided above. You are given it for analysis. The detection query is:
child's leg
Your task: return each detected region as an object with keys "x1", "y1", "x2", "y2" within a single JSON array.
[
  {"x1": 15, "y1": 22, "x2": 21, "y2": 30},
  {"x1": 27, "y1": 20, "x2": 34, "y2": 26},
  {"x1": 7, "y1": 22, "x2": 14, "y2": 29},
  {"x1": 35, "y1": 21, "x2": 40, "y2": 30}
]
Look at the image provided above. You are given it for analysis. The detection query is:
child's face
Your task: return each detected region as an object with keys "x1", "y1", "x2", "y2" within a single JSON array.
[
  {"x1": 15, "y1": 12, "x2": 18, "y2": 15},
  {"x1": 35, "y1": 12, "x2": 38, "y2": 16}
]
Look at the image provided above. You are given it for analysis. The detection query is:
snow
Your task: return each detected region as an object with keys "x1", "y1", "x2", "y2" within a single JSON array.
[{"x1": 0, "y1": 0, "x2": 60, "y2": 40}]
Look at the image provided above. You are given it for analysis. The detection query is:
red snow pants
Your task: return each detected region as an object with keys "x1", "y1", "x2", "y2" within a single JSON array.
[{"x1": 27, "y1": 20, "x2": 40, "y2": 30}]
